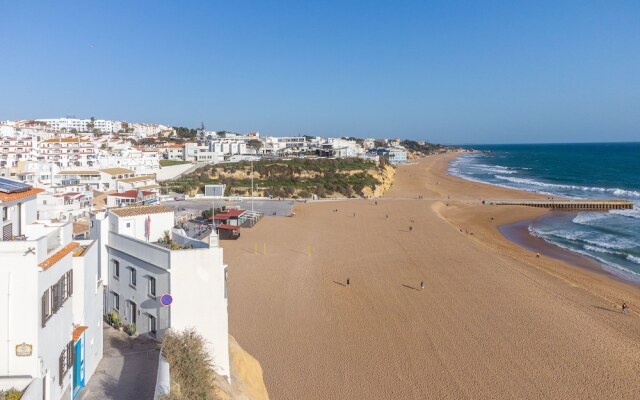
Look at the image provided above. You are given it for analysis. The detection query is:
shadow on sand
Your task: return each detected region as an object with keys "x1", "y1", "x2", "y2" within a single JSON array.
[
  {"x1": 402, "y1": 284, "x2": 420, "y2": 291},
  {"x1": 332, "y1": 281, "x2": 346, "y2": 287}
]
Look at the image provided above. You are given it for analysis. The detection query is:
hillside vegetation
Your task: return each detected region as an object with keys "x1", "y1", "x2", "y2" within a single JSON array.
[{"x1": 161, "y1": 158, "x2": 394, "y2": 199}]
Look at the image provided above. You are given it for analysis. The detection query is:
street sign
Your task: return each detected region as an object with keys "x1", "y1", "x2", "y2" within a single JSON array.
[{"x1": 160, "y1": 294, "x2": 173, "y2": 307}]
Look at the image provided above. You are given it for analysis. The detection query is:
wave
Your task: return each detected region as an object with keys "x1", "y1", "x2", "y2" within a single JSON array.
[
  {"x1": 609, "y1": 208, "x2": 640, "y2": 219},
  {"x1": 493, "y1": 175, "x2": 640, "y2": 198},
  {"x1": 628, "y1": 255, "x2": 640, "y2": 265},
  {"x1": 572, "y1": 213, "x2": 607, "y2": 225}
]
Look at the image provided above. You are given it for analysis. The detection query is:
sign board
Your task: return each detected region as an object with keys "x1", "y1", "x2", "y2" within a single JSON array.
[
  {"x1": 16, "y1": 343, "x2": 32, "y2": 357},
  {"x1": 160, "y1": 294, "x2": 173, "y2": 307}
]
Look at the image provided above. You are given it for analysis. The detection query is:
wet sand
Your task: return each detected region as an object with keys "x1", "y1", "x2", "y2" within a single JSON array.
[{"x1": 223, "y1": 153, "x2": 640, "y2": 400}]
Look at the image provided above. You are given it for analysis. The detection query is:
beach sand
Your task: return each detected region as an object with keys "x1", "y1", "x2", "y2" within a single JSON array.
[{"x1": 223, "y1": 153, "x2": 640, "y2": 400}]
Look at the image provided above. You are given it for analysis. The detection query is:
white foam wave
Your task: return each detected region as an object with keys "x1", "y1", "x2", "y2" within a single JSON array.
[
  {"x1": 583, "y1": 245, "x2": 621, "y2": 255},
  {"x1": 609, "y1": 209, "x2": 640, "y2": 219},
  {"x1": 628, "y1": 255, "x2": 640, "y2": 265},
  {"x1": 572, "y1": 213, "x2": 607, "y2": 225},
  {"x1": 493, "y1": 175, "x2": 640, "y2": 198}
]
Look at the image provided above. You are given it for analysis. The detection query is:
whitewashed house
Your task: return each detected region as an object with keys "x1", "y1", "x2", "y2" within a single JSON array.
[
  {"x1": 90, "y1": 205, "x2": 231, "y2": 381},
  {"x1": 0, "y1": 179, "x2": 102, "y2": 400}
]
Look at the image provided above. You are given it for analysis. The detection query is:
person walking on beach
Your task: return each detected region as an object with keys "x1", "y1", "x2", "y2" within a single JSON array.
[
  {"x1": 386, "y1": 214, "x2": 389, "y2": 220},
  {"x1": 409, "y1": 225, "x2": 413, "y2": 232},
  {"x1": 536, "y1": 252, "x2": 540, "y2": 258},
  {"x1": 420, "y1": 281, "x2": 424, "y2": 290},
  {"x1": 622, "y1": 302, "x2": 628, "y2": 315},
  {"x1": 347, "y1": 278, "x2": 350, "y2": 287}
]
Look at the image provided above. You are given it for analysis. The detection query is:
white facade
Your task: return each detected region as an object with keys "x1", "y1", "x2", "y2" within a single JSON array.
[
  {"x1": 90, "y1": 206, "x2": 231, "y2": 381},
  {"x1": 37, "y1": 192, "x2": 91, "y2": 222},
  {"x1": 38, "y1": 138, "x2": 99, "y2": 168},
  {"x1": 0, "y1": 186, "x2": 102, "y2": 400}
]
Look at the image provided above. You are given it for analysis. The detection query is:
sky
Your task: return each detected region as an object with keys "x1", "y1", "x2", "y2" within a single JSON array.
[{"x1": 1, "y1": 1, "x2": 639, "y2": 144}]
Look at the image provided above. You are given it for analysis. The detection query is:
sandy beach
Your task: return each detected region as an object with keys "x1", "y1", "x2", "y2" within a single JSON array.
[{"x1": 223, "y1": 153, "x2": 640, "y2": 400}]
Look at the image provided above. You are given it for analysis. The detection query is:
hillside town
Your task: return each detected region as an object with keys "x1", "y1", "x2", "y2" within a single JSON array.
[{"x1": 0, "y1": 117, "x2": 450, "y2": 400}]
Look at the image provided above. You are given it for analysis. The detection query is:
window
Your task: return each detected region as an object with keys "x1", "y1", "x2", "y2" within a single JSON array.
[
  {"x1": 127, "y1": 301, "x2": 137, "y2": 324},
  {"x1": 41, "y1": 289, "x2": 51, "y2": 327},
  {"x1": 129, "y1": 267, "x2": 137, "y2": 287},
  {"x1": 113, "y1": 260, "x2": 119, "y2": 279},
  {"x1": 113, "y1": 292, "x2": 120, "y2": 310},
  {"x1": 148, "y1": 314, "x2": 156, "y2": 334},
  {"x1": 58, "y1": 340, "x2": 74, "y2": 386},
  {"x1": 2, "y1": 207, "x2": 7, "y2": 221},
  {"x1": 126, "y1": 222, "x2": 131, "y2": 228},
  {"x1": 148, "y1": 276, "x2": 156, "y2": 297}
]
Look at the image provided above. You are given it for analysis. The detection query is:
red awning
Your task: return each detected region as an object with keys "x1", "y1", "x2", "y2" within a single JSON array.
[{"x1": 217, "y1": 223, "x2": 240, "y2": 230}]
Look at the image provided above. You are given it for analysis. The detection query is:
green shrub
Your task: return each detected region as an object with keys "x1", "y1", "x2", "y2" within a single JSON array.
[
  {"x1": 160, "y1": 329, "x2": 221, "y2": 400},
  {"x1": 125, "y1": 323, "x2": 136, "y2": 336},
  {"x1": 0, "y1": 388, "x2": 23, "y2": 400}
]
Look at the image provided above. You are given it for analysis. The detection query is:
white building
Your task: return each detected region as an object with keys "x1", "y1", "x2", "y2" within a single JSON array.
[
  {"x1": 38, "y1": 138, "x2": 98, "y2": 168},
  {"x1": 0, "y1": 136, "x2": 38, "y2": 168},
  {"x1": 90, "y1": 205, "x2": 231, "y2": 381},
  {"x1": 36, "y1": 118, "x2": 122, "y2": 134},
  {"x1": 0, "y1": 180, "x2": 103, "y2": 399},
  {"x1": 37, "y1": 192, "x2": 91, "y2": 222}
]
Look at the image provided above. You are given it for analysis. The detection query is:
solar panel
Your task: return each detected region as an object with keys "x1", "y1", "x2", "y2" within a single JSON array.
[{"x1": 0, "y1": 177, "x2": 32, "y2": 194}]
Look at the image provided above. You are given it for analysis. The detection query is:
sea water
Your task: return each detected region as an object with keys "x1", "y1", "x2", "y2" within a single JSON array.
[{"x1": 449, "y1": 143, "x2": 640, "y2": 281}]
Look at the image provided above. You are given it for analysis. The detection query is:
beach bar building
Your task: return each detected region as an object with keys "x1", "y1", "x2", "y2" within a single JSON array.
[{"x1": 212, "y1": 208, "x2": 247, "y2": 227}]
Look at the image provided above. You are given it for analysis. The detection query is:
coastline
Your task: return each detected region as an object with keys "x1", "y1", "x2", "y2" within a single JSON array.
[
  {"x1": 443, "y1": 152, "x2": 640, "y2": 286},
  {"x1": 223, "y1": 152, "x2": 640, "y2": 400}
]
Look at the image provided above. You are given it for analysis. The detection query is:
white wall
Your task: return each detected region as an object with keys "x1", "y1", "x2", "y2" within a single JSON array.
[
  {"x1": 169, "y1": 242, "x2": 230, "y2": 380},
  {"x1": 111, "y1": 211, "x2": 174, "y2": 242}
]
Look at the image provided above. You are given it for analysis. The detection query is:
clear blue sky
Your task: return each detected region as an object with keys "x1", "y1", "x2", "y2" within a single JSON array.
[{"x1": 1, "y1": 1, "x2": 639, "y2": 144}]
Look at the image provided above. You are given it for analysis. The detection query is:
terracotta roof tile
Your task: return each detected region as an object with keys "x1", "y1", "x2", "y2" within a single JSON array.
[
  {"x1": 72, "y1": 326, "x2": 88, "y2": 342},
  {"x1": 39, "y1": 242, "x2": 80, "y2": 270},
  {"x1": 0, "y1": 187, "x2": 44, "y2": 203},
  {"x1": 109, "y1": 205, "x2": 173, "y2": 218}
]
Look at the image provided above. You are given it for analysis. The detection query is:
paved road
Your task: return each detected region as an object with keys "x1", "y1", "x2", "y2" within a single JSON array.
[
  {"x1": 163, "y1": 198, "x2": 296, "y2": 217},
  {"x1": 79, "y1": 326, "x2": 160, "y2": 400}
]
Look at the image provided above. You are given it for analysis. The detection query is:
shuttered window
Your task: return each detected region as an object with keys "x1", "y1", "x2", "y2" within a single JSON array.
[
  {"x1": 41, "y1": 289, "x2": 51, "y2": 327},
  {"x1": 58, "y1": 340, "x2": 74, "y2": 386}
]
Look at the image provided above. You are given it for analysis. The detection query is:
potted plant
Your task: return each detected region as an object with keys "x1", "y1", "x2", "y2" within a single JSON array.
[{"x1": 125, "y1": 323, "x2": 137, "y2": 336}]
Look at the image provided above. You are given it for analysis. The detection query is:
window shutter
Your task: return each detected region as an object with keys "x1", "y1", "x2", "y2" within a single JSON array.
[
  {"x1": 59, "y1": 353, "x2": 64, "y2": 386},
  {"x1": 41, "y1": 291, "x2": 47, "y2": 328},
  {"x1": 52, "y1": 283, "x2": 59, "y2": 313},
  {"x1": 68, "y1": 270, "x2": 73, "y2": 296},
  {"x1": 67, "y1": 340, "x2": 74, "y2": 368}
]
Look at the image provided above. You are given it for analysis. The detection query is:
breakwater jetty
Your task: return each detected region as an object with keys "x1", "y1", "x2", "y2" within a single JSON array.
[{"x1": 485, "y1": 199, "x2": 634, "y2": 211}]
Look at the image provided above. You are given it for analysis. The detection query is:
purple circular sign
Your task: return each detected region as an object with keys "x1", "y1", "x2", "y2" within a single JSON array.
[{"x1": 160, "y1": 294, "x2": 173, "y2": 306}]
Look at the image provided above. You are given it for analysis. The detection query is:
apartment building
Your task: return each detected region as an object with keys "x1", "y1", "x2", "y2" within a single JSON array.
[
  {"x1": 90, "y1": 205, "x2": 231, "y2": 381},
  {"x1": 0, "y1": 136, "x2": 38, "y2": 168},
  {"x1": 38, "y1": 138, "x2": 98, "y2": 168},
  {"x1": 36, "y1": 118, "x2": 122, "y2": 134},
  {"x1": 96, "y1": 147, "x2": 160, "y2": 173},
  {"x1": 0, "y1": 178, "x2": 102, "y2": 399}
]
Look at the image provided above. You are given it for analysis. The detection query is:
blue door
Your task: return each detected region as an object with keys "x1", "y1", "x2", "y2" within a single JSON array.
[{"x1": 72, "y1": 337, "x2": 85, "y2": 399}]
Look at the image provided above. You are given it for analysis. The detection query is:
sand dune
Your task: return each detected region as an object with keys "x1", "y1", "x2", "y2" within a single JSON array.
[{"x1": 223, "y1": 154, "x2": 640, "y2": 400}]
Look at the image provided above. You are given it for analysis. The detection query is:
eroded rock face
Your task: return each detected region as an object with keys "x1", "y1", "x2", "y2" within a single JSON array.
[{"x1": 214, "y1": 335, "x2": 270, "y2": 400}]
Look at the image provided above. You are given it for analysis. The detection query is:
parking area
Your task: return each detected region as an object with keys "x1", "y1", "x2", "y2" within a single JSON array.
[{"x1": 163, "y1": 198, "x2": 296, "y2": 218}]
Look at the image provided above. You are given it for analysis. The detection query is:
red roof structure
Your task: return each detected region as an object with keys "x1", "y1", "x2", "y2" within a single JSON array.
[
  {"x1": 216, "y1": 224, "x2": 240, "y2": 230},
  {"x1": 211, "y1": 209, "x2": 246, "y2": 220},
  {"x1": 109, "y1": 190, "x2": 155, "y2": 199}
]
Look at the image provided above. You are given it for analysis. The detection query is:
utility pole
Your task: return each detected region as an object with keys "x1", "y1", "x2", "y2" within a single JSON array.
[{"x1": 251, "y1": 159, "x2": 254, "y2": 213}]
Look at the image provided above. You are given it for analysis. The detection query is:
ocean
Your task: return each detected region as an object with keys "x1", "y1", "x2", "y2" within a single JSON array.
[{"x1": 449, "y1": 143, "x2": 640, "y2": 282}]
